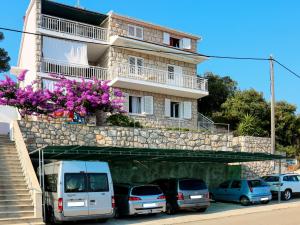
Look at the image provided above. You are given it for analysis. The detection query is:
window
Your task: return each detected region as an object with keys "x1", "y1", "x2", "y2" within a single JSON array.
[
  {"x1": 219, "y1": 181, "x2": 230, "y2": 189},
  {"x1": 247, "y1": 180, "x2": 268, "y2": 188},
  {"x1": 170, "y1": 101, "x2": 180, "y2": 118},
  {"x1": 64, "y1": 173, "x2": 86, "y2": 193},
  {"x1": 283, "y1": 176, "x2": 298, "y2": 182},
  {"x1": 179, "y1": 179, "x2": 207, "y2": 190},
  {"x1": 131, "y1": 186, "x2": 162, "y2": 196},
  {"x1": 88, "y1": 173, "x2": 109, "y2": 192},
  {"x1": 129, "y1": 56, "x2": 144, "y2": 75},
  {"x1": 168, "y1": 65, "x2": 175, "y2": 80},
  {"x1": 170, "y1": 37, "x2": 180, "y2": 48},
  {"x1": 42, "y1": 79, "x2": 57, "y2": 92},
  {"x1": 262, "y1": 176, "x2": 279, "y2": 182},
  {"x1": 128, "y1": 24, "x2": 143, "y2": 39},
  {"x1": 129, "y1": 96, "x2": 142, "y2": 114},
  {"x1": 45, "y1": 174, "x2": 58, "y2": 192},
  {"x1": 231, "y1": 180, "x2": 241, "y2": 189}
]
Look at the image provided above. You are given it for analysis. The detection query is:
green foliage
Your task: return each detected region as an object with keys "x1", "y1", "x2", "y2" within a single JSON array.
[
  {"x1": 0, "y1": 32, "x2": 10, "y2": 73},
  {"x1": 106, "y1": 114, "x2": 143, "y2": 128},
  {"x1": 198, "y1": 72, "x2": 237, "y2": 117},
  {"x1": 213, "y1": 89, "x2": 270, "y2": 132},
  {"x1": 236, "y1": 114, "x2": 268, "y2": 137},
  {"x1": 276, "y1": 144, "x2": 299, "y2": 157}
]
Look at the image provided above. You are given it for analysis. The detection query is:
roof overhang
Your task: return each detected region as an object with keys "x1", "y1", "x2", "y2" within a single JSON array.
[
  {"x1": 41, "y1": 0, "x2": 108, "y2": 26},
  {"x1": 110, "y1": 36, "x2": 208, "y2": 64},
  {"x1": 30, "y1": 146, "x2": 285, "y2": 163}
]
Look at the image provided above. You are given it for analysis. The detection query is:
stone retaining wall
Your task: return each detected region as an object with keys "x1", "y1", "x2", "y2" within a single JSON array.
[{"x1": 19, "y1": 121, "x2": 275, "y2": 179}]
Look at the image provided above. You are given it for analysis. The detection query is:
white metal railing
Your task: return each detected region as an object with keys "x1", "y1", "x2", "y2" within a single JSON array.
[
  {"x1": 42, "y1": 59, "x2": 108, "y2": 80},
  {"x1": 198, "y1": 113, "x2": 230, "y2": 134},
  {"x1": 41, "y1": 14, "x2": 108, "y2": 42},
  {"x1": 110, "y1": 63, "x2": 208, "y2": 92},
  {"x1": 12, "y1": 121, "x2": 43, "y2": 219}
]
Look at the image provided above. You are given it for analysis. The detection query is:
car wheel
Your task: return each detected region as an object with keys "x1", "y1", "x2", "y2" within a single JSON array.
[
  {"x1": 240, "y1": 196, "x2": 250, "y2": 206},
  {"x1": 283, "y1": 189, "x2": 292, "y2": 201},
  {"x1": 261, "y1": 200, "x2": 269, "y2": 204},
  {"x1": 197, "y1": 207, "x2": 207, "y2": 212},
  {"x1": 166, "y1": 202, "x2": 175, "y2": 215}
]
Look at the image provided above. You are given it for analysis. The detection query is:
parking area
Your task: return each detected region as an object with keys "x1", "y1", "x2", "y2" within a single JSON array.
[{"x1": 58, "y1": 199, "x2": 300, "y2": 225}]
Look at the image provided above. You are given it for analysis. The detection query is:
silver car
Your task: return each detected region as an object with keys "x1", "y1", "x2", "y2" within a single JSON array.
[{"x1": 114, "y1": 183, "x2": 166, "y2": 217}]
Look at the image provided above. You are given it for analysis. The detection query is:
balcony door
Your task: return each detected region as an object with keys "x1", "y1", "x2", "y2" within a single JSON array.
[
  {"x1": 167, "y1": 65, "x2": 182, "y2": 86},
  {"x1": 129, "y1": 56, "x2": 144, "y2": 77}
]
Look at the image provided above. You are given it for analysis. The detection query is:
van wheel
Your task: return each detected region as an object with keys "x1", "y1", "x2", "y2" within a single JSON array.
[
  {"x1": 283, "y1": 189, "x2": 292, "y2": 201},
  {"x1": 166, "y1": 203, "x2": 175, "y2": 215},
  {"x1": 114, "y1": 208, "x2": 120, "y2": 218},
  {"x1": 97, "y1": 219, "x2": 108, "y2": 223},
  {"x1": 50, "y1": 208, "x2": 60, "y2": 224},
  {"x1": 240, "y1": 196, "x2": 250, "y2": 206},
  {"x1": 197, "y1": 207, "x2": 207, "y2": 212}
]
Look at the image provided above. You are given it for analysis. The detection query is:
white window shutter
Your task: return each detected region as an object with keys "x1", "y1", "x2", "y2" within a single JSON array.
[
  {"x1": 165, "y1": 98, "x2": 171, "y2": 117},
  {"x1": 128, "y1": 25, "x2": 135, "y2": 37},
  {"x1": 123, "y1": 93, "x2": 130, "y2": 113},
  {"x1": 143, "y1": 96, "x2": 153, "y2": 114},
  {"x1": 182, "y1": 38, "x2": 191, "y2": 49},
  {"x1": 136, "y1": 26, "x2": 144, "y2": 39},
  {"x1": 163, "y1": 32, "x2": 170, "y2": 44},
  {"x1": 183, "y1": 101, "x2": 192, "y2": 119}
]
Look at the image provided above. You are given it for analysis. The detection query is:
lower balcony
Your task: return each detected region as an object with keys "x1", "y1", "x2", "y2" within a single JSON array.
[
  {"x1": 108, "y1": 63, "x2": 208, "y2": 99},
  {"x1": 41, "y1": 59, "x2": 108, "y2": 80}
]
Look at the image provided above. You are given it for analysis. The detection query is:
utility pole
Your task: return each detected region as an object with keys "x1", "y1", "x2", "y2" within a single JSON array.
[{"x1": 270, "y1": 55, "x2": 275, "y2": 155}]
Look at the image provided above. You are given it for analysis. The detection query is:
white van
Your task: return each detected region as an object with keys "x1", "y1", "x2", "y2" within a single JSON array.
[{"x1": 43, "y1": 161, "x2": 115, "y2": 223}]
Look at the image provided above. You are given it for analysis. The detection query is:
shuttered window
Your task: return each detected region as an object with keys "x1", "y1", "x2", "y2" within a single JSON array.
[{"x1": 125, "y1": 94, "x2": 153, "y2": 115}]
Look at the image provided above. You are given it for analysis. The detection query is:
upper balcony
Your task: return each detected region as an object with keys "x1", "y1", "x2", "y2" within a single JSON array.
[
  {"x1": 40, "y1": 15, "x2": 108, "y2": 43},
  {"x1": 108, "y1": 63, "x2": 208, "y2": 99}
]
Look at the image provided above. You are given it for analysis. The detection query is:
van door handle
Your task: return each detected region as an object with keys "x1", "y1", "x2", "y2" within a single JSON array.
[{"x1": 90, "y1": 200, "x2": 96, "y2": 203}]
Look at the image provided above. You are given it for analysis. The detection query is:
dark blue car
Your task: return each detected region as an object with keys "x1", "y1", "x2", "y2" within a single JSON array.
[{"x1": 211, "y1": 179, "x2": 272, "y2": 206}]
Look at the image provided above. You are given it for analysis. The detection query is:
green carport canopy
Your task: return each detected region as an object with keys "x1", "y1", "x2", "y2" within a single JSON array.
[{"x1": 30, "y1": 145, "x2": 285, "y2": 163}]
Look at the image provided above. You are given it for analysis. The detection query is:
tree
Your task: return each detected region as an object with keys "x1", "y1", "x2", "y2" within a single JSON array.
[
  {"x1": 198, "y1": 72, "x2": 237, "y2": 117},
  {"x1": 236, "y1": 114, "x2": 267, "y2": 137},
  {"x1": 213, "y1": 89, "x2": 270, "y2": 132},
  {"x1": 0, "y1": 32, "x2": 10, "y2": 73}
]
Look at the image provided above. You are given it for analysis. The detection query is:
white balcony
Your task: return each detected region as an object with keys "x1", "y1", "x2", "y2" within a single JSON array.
[
  {"x1": 109, "y1": 63, "x2": 208, "y2": 99},
  {"x1": 40, "y1": 14, "x2": 108, "y2": 42},
  {"x1": 41, "y1": 59, "x2": 108, "y2": 81}
]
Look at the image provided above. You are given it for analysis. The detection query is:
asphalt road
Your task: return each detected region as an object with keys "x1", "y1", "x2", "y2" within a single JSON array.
[{"x1": 179, "y1": 207, "x2": 300, "y2": 225}]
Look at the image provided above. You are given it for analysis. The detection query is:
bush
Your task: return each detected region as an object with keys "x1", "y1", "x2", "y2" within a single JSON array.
[
  {"x1": 236, "y1": 114, "x2": 267, "y2": 137},
  {"x1": 106, "y1": 114, "x2": 143, "y2": 128}
]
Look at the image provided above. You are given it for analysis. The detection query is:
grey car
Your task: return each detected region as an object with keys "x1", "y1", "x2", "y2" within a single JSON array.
[
  {"x1": 113, "y1": 183, "x2": 166, "y2": 217},
  {"x1": 151, "y1": 178, "x2": 210, "y2": 214}
]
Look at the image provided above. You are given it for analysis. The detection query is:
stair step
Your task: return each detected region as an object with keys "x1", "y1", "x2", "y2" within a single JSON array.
[
  {"x1": 0, "y1": 181, "x2": 26, "y2": 185},
  {"x1": 0, "y1": 205, "x2": 34, "y2": 212},
  {"x1": 0, "y1": 211, "x2": 34, "y2": 219},
  {"x1": 0, "y1": 200, "x2": 32, "y2": 206},
  {"x1": 0, "y1": 194, "x2": 31, "y2": 201},
  {"x1": 0, "y1": 169, "x2": 24, "y2": 174},
  {"x1": 0, "y1": 217, "x2": 44, "y2": 225},
  {"x1": 0, "y1": 184, "x2": 28, "y2": 189},
  {"x1": 0, "y1": 189, "x2": 29, "y2": 195}
]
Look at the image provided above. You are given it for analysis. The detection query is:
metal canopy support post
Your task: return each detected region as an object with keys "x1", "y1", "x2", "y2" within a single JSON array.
[
  {"x1": 42, "y1": 149, "x2": 46, "y2": 220},
  {"x1": 278, "y1": 159, "x2": 282, "y2": 203}
]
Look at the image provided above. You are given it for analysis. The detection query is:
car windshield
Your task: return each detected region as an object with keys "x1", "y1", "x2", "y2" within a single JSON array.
[
  {"x1": 179, "y1": 179, "x2": 207, "y2": 190},
  {"x1": 248, "y1": 180, "x2": 269, "y2": 188},
  {"x1": 131, "y1": 186, "x2": 162, "y2": 196},
  {"x1": 262, "y1": 176, "x2": 279, "y2": 182}
]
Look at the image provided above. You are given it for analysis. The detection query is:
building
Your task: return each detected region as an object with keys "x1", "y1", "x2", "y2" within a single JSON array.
[{"x1": 14, "y1": 0, "x2": 209, "y2": 129}]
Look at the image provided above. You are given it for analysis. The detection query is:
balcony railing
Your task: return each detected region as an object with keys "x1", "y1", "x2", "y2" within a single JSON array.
[
  {"x1": 41, "y1": 14, "x2": 108, "y2": 42},
  {"x1": 110, "y1": 63, "x2": 208, "y2": 92},
  {"x1": 41, "y1": 59, "x2": 108, "y2": 80}
]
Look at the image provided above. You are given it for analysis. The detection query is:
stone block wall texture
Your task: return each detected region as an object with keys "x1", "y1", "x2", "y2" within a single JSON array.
[
  {"x1": 19, "y1": 120, "x2": 276, "y2": 180},
  {"x1": 120, "y1": 88, "x2": 198, "y2": 130},
  {"x1": 109, "y1": 17, "x2": 198, "y2": 52}
]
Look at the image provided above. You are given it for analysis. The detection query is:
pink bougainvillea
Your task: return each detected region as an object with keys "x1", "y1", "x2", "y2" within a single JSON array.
[{"x1": 0, "y1": 73, "x2": 125, "y2": 117}]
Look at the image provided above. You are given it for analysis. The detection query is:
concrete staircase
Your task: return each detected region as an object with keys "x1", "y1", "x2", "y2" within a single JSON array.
[{"x1": 0, "y1": 135, "x2": 44, "y2": 225}]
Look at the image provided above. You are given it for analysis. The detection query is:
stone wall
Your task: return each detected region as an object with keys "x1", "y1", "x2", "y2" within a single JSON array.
[
  {"x1": 19, "y1": 121, "x2": 275, "y2": 179},
  {"x1": 109, "y1": 17, "x2": 198, "y2": 52}
]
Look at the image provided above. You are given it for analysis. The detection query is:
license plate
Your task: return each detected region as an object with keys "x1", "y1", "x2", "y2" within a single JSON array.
[
  {"x1": 260, "y1": 197, "x2": 269, "y2": 201},
  {"x1": 67, "y1": 201, "x2": 85, "y2": 207},
  {"x1": 190, "y1": 195, "x2": 203, "y2": 199},
  {"x1": 143, "y1": 203, "x2": 157, "y2": 208}
]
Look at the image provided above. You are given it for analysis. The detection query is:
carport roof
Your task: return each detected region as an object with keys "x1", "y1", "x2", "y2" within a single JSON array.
[{"x1": 30, "y1": 145, "x2": 285, "y2": 163}]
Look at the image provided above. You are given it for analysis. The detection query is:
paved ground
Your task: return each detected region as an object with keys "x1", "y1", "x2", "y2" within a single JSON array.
[{"x1": 61, "y1": 199, "x2": 300, "y2": 225}]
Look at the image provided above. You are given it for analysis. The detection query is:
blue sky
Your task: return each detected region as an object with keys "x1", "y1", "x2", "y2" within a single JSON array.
[{"x1": 0, "y1": 0, "x2": 299, "y2": 111}]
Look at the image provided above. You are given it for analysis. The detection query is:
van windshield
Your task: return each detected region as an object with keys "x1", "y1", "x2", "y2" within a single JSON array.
[
  {"x1": 65, "y1": 173, "x2": 86, "y2": 193},
  {"x1": 179, "y1": 179, "x2": 207, "y2": 190},
  {"x1": 131, "y1": 186, "x2": 162, "y2": 196}
]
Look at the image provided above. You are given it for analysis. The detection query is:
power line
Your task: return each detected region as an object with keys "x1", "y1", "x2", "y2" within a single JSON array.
[
  {"x1": 1, "y1": 26, "x2": 300, "y2": 80},
  {"x1": 0, "y1": 26, "x2": 269, "y2": 61}
]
